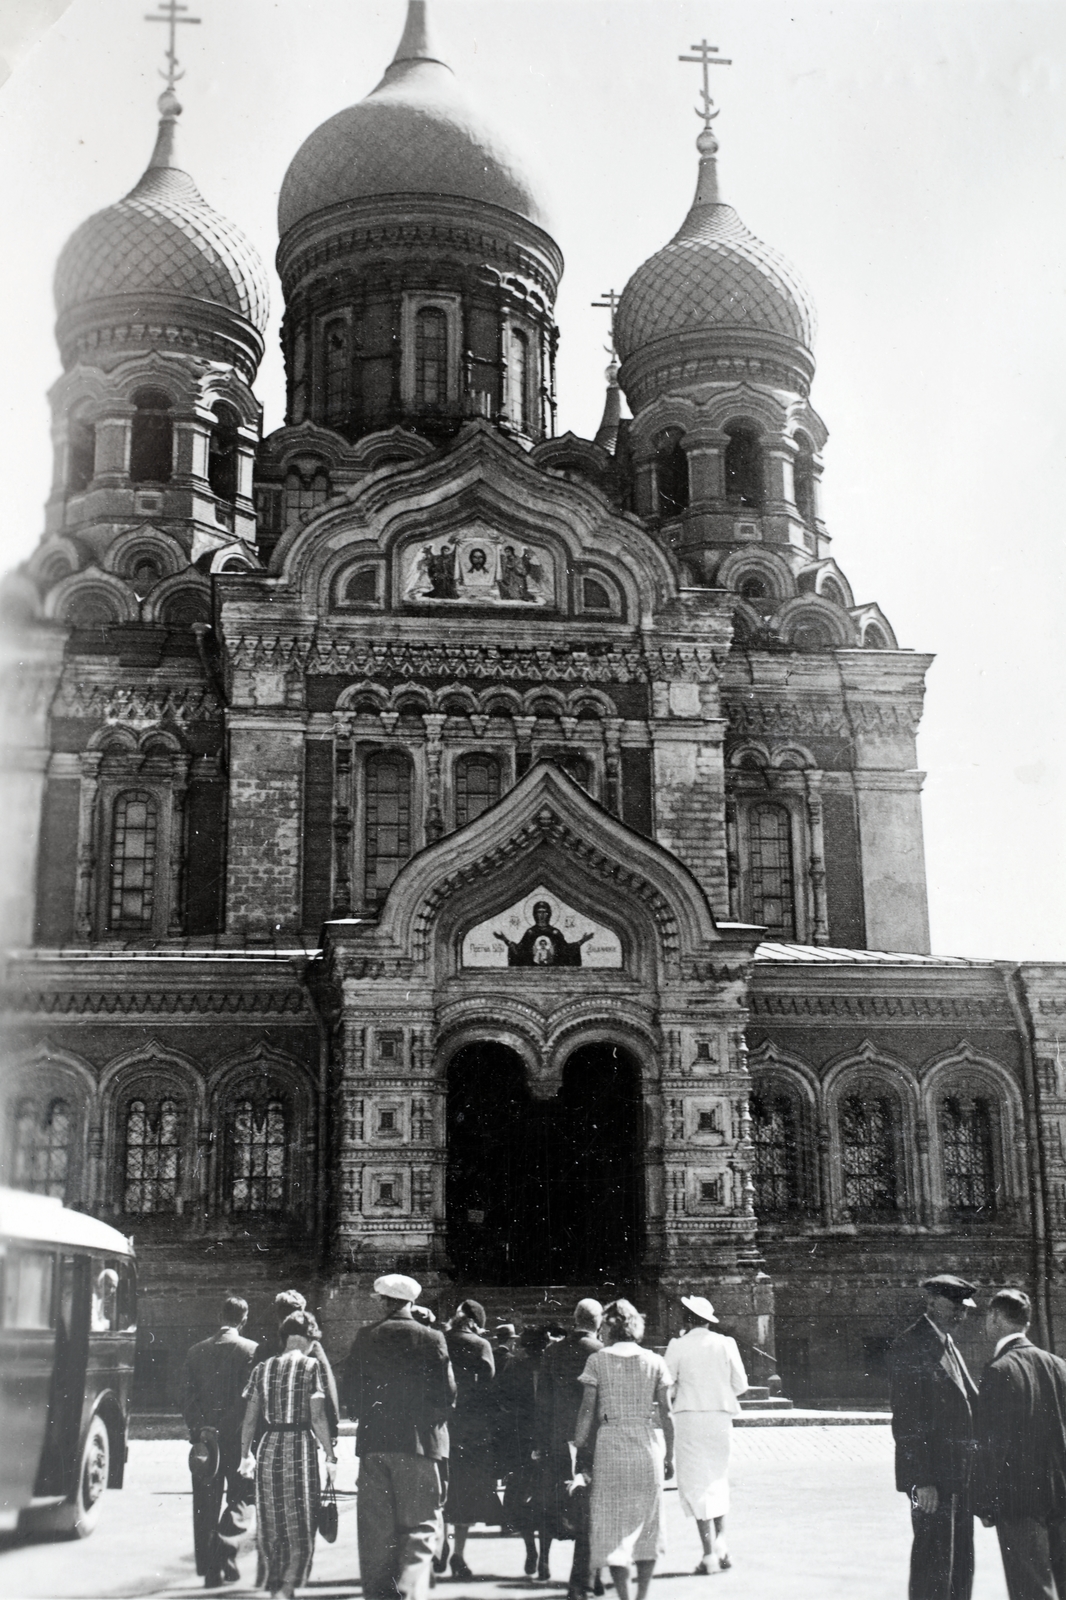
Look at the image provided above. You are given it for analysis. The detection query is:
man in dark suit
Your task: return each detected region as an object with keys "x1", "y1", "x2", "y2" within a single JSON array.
[
  {"x1": 973, "y1": 1288, "x2": 1066, "y2": 1599},
  {"x1": 182, "y1": 1294, "x2": 257, "y2": 1588},
  {"x1": 891, "y1": 1274, "x2": 980, "y2": 1600},
  {"x1": 344, "y1": 1272, "x2": 457, "y2": 1600},
  {"x1": 542, "y1": 1299, "x2": 604, "y2": 1600}
]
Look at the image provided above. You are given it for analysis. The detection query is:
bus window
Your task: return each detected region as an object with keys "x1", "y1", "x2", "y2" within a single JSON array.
[
  {"x1": 90, "y1": 1258, "x2": 136, "y2": 1333},
  {"x1": 2, "y1": 1248, "x2": 55, "y2": 1330}
]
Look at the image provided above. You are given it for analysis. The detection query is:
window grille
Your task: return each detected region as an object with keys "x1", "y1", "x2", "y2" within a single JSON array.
[
  {"x1": 124, "y1": 1097, "x2": 181, "y2": 1213},
  {"x1": 230, "y1": 1097, "x2": 287, "y2": 1213},
  {"x1": 840, "y1": 1094, "x2": 897, "y2": 1219},
  {"x1": 365, "y1": 753, "x2": 412, "y2": 904},
  {"x1": 941, "y1": 1095, "x2": 996, "y2": 1216},
  {"x1": 455, "y1": 754, "x2": 501, "y2": 829},
  {"x1": 109, "y1": 790, "x2": 159, "y2": 933},
  {"x1": 284, "y1": 468, "x2": 330, "y2": 529},
  {"x1": 748, "y1": 804, "x2": 796, "y2": 937},
  {"x1": 415, "y1": 308, "x2": 447, "y2": 406},
  {"x1": 12, "y1": 1097, "x2": 71, "y2": 1199},
  {"x1": 324, "y1": 320, "x2": 349, "y2": 426},
  {"x1": 129, "y1": 389, "x2": 173, "y2": 484},
  {"x1": 750, "y1": 1092, "x2": 799, "y2": 1215}
]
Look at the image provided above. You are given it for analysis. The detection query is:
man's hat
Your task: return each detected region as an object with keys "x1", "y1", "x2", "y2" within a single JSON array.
[
  {"x1": 188, "y1": 1429, "x2": 220, "y2": 1483},
  {"x1": 681, "y1": 1295, "x2": 720, "y2": 1325},
  {"x1": 921, "y1": 1274, "x2": 977, "y2": 1307},
  {"x1": 373, "y1": 1273, "x2": 422, "y2": 1302},
  {"x1": 495, "y1": 1323, "x2": 517, "y2": 1340}
]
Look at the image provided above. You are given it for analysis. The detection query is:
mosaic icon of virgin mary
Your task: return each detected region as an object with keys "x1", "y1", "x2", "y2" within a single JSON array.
[{"x1": 493, "y1": 900, "x2": 594, "y2": 967}]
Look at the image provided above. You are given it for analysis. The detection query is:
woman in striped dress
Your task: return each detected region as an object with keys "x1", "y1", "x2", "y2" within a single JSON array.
[
  {"x1": 240, "y1": 1310, "x2": 337, "y2": 1599},
  {"x1": 574, "y1": 1301, "x2": 674, "y2": 1600}
]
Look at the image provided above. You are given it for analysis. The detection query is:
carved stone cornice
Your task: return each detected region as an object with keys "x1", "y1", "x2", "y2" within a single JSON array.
[
  {"x1": 0, "y1": 985, "x2": 308, "y2": 1017},
  {"x1": 51, "y1": 680, "x2": 222, "y2": 728},
  {"x1": 751, "y1": 991, "x2": 1012, "y2": 1022},
  {"x1": 724, "y1": 696, "x2": 922, "y2": 741}
]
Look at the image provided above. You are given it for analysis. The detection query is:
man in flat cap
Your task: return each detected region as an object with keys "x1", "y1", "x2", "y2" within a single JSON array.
[
  {"x1": 891, "y1": 1275, "x2": 980, "y2": 1600},
  {"x1": 973, "y1": 1287, "x2": 1066, "y2": 1600},
  {"x1": 344, "y1": 1273, "x2": 457, "y2": 1600}
]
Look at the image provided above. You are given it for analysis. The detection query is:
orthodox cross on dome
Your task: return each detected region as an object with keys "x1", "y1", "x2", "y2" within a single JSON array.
[
  {"x1": 145, "y1": 0, "x2": 201, "y2": 91},
  {"x1": 679, "y1": 39, "x2": 732, "y2": 129},
  {"x1": 591, "y1": 289, "x2": 621, "y2": 360}
]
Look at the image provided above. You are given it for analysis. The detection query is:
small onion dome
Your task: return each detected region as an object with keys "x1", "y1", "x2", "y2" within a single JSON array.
[
  {"x1": 616, "y1": 128, "x2": 816, "y2": 406},
  {"x1": 278, "y1": 1, "x2": 551, "y2": 239},
  {"x1": 54, "y1": 89, "x2": 268, "y2": 372}
]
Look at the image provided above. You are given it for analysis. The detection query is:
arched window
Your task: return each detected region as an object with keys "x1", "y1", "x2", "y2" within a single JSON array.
[
  {"x1": 820, "y1": 578, "x2": 846, "y2": 608},
  {"x1": 415, "y1": 307, "x2": 448, "y2": 407},
  {"x1": 229, "y1": 1096, "x2": 288, "y2": 1213},
  {"x1": 67, "y1": 407, "x2": 96, "y2": 494},
  {"x1": 738, "y1": 574, "x2": 770, "y2": 604},
  {"x1": 750, "y1": 1090, "x2": 800, "y2": 1216},
  {"x1": 748, "y1": 803, "x2": 796, "y2": 937},
  {"x1": 724, "y1": 422, "x2": 762, "y2": 507},
  {"x1": 840, "y1": 1093, "x2": 898, "y2": 1220},
  {"x1": 455, "y1": 753, "x2": 501, "y2": 829},
  {"x1": 323, "y1": 319, "x2": 349, "y2": 427},
  {"x1": 510, "y1": 327, "x2": 530, "y2": 431},
  {"x1": 941, "y1": 1095, "x2": 996, "y2": 1217},
  {"x1": 790, "y1": 617, "x2": 834, "y2": 651},
  {"x1": 129, "y1": 388, "x2": 173, "y2": 484},
  {"x1": 364, "y1": 752, "x2": 413, "y2": 905},
  {"x1": 108, "y1": 790, "x2": 158, "y2": 933},
  {"x1": 123, "y1": 1096, "x2": 182, "y2": 1214},
  {"x1": 793, "y1": 435, "x2": 816, "y2": 523},
  {"x1": 284, "y1": 465, "x2": 330, "y2": 529},
  {"x1": 863, "y1": 624, "x2": 888, "y2": 650},
  {"x1": 11, "y1": 1097, "x2": 71, "y2": 1199},
  {"x1": 207, "y1": 402, "x2": 241, "y2": 501},
  {"x1": 655, "y1": 429, "x2": 689, "y2": 517}
]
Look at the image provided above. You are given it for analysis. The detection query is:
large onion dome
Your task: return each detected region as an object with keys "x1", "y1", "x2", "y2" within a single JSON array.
[
  {"x1": 278, "y1": 2, "x2": 550, "y2": 238},
  {"x1": 54, "y1": 89, "x2": 269, "y2": 378},
  {"x1": 616, "y1": 127, "x2": 816, "y2": 411}
]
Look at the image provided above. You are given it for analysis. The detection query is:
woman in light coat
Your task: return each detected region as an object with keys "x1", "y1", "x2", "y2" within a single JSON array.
[{"x1": 663, "y1": 1296, "x2": 748, "y2": 1574}]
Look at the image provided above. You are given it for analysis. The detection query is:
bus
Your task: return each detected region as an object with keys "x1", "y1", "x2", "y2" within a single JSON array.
[{"x1": 0, "y1": 1187, "x2": 136, "y2": 1538}]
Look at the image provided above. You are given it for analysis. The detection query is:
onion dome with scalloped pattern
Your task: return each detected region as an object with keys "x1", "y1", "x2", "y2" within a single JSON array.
[
  {"x1": 616, "y1": 130, "x2": 817, "y2": 411},
  {"x1": 53, "y1": 90, "x2": 269, "y2": 380}
]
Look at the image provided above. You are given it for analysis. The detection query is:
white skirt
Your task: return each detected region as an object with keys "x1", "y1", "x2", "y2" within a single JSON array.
[{"x1": 673, "y1": 1411, "x2": 733, "y2": 1520}]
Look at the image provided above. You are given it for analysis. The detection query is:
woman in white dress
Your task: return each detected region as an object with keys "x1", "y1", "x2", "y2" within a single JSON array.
[
  {"x1": 663, "y1": 1295, "x2": 748, "y2": 1574},
  {"x1": 573, "y1": 1300, "x2": 674, "y2": 1600}
]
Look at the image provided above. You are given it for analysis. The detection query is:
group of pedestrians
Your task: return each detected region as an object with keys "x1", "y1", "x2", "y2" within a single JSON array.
[
  {"x1": 891, "y1": 1273, "x2": 1066, "y2": 1600},
  {"x1": 181, "y1": 1275, "x2": 749, "y2": 1600}
]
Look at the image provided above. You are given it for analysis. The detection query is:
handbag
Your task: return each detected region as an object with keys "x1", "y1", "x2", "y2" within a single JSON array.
[{"x1": 318, "y1": 1474, "x2": 338, "y2": 1543}]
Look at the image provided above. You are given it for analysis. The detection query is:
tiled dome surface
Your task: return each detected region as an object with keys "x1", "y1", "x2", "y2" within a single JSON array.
[
  {"x1": 55, "y1": 166, "x2": 269, "y2": 333},
  {"x1": 616, "y1": 202, "x2": 815, "y2": 360}
]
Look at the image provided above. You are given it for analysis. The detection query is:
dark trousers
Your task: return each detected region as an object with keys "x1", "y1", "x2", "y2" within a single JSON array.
[
  {"x1": 568, "y1": 1486, "x2": 592, "y2": 1594},
  {"x1": 910, "y1": 1493, "x2": 974, "y2": 1600},
  {"x1": 996, "y1": 1516, "x2": 1066, "y2": 1600},
  {"x1": 357, "y1": 1452, "x2": 443, "y2": 1600},
  {"x1": 191, "y1": 1430, "x2": 253, "y2": 1579}
]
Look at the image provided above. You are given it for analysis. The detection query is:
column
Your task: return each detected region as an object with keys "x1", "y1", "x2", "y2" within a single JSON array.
[
  {"x1": 422, "y1": 712, "x2": 446, "y2": 842},
  {"x1": 167, "y1": 754, "x2": 191, "y2": 935},
  {"x1": 74, "y1": 751, "x2": 103, "y2": 939},
  {"x1": 804, "y1": 770, "x2": 830, "y2": 946},
  {"x1": 513, "y1": 714, "x2": 536, "y2": 777},
  {"x1": 604, "y1": 717, "x2": 623, "y2": 816},
  {"x1": 333, "y1": 723, "x2": 353, "y2": 916}
]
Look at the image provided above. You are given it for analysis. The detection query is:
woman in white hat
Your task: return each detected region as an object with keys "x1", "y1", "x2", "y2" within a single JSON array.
[{"x1": 663, "y1": 1297, "x2": 748, "y2": 1574}]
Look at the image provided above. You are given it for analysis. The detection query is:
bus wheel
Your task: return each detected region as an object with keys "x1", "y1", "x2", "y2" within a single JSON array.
[{"x1": 70, "y1": 1415, "x2": 110, "y2": 1538}]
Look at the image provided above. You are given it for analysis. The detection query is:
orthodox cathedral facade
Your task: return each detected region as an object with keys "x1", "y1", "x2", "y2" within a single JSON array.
[{"x1": 2, "y1": 3, "x2": 1064, "y2": 1404}]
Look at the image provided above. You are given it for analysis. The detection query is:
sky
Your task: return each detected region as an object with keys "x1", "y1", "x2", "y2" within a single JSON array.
[{"x1": 0, "y1": 0, "x2": 1063, "y2": 962}]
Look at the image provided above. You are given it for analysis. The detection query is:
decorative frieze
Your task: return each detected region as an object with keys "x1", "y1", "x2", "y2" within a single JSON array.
[{"x1": 0, "y1": 986, "x2": 308, "y2": 1016}]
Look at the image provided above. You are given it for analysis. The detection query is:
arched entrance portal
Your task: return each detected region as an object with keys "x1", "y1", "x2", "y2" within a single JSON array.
[{"x1": 445, "y1": 1041, "x2": 643, "y2": 1285}]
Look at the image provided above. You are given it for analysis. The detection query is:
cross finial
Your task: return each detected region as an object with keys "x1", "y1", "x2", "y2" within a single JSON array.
[
  {"x1": 145, "y1": 0, "x2": 202, "y2": 91},
  {"x1": 591, "y1": 290, "x2": 621, "y2": 360},
  {"x1": 679, "y1": 39, "x2": 732, "y2": 129}
]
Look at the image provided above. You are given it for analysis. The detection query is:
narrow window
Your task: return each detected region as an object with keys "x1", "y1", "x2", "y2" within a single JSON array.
[
  {"x1": 750, "y1": 1091, "x2": 799, "y2": 1215},
  {"x1": 123, "y1": 1097, "x2": 181, "y2": 1214},
  {"x1": 324, "y1": 319, "x2": 349, "y2": 427},
  {"x1": 748, "y1": 804, "x2": 796, "y2": 938},
  {"x1": 655, "y1": 429, "x2": 689, "y2": 517},
  {"x1": 840, "y1": 1094, "x2": 897, "y2": 1220},
  {"x1": 415, "y1": 308, "x2": 448, "y2": 406},
  {"x1": 510, "y1": 327, "x2": 530, "y2": 430},
  {"x1": 230, "y1": 1097, "x2": 287, "y2": 1214},
  {"x1": 284, "y1": 466, "x2": 330, "y2": 529},
  {"x1": 724, "y1": 423, "x2": 762, "y2": 506},
  {"x1": 109, "y1": 790, "x2": 158, "y2": 933},
  {"x1": 793, "y1": 435, "x2": 816, "y2": 523},
  {"x1": 941, "y1": 1095, "x2": 996, "y2": 1217},
  {"x1": 364, "y1": 752, "x2": 412, "y2": 905},
  {"x1": 129, "y1": 388, "x2": 173, "y2": 484},
  {"x1": 207, "y1": 402, "x2": 241, "y2": 501},
  {"x1": 67, "y1": 409, "x2": 96, "y2": 494},
  {"x1": 12, "y1": 1097, "x2": 71, "y2": 1200},
  {"x1": 454, "y1": 753, "x2": 501, "y2": 829}
]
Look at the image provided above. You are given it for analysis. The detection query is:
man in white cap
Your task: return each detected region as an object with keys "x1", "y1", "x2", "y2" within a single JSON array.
[
  {"x1": 344, "y1": 1273, "x2": 456, "y2": 1600},
  {"x1": 664, "y1": 1295, "x2": 748, "y2": 1574}
]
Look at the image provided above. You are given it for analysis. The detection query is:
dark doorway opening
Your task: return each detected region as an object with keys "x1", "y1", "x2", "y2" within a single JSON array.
[{"x1": 445, "y1": 1040, "x2": 643, "y2": 1285}]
